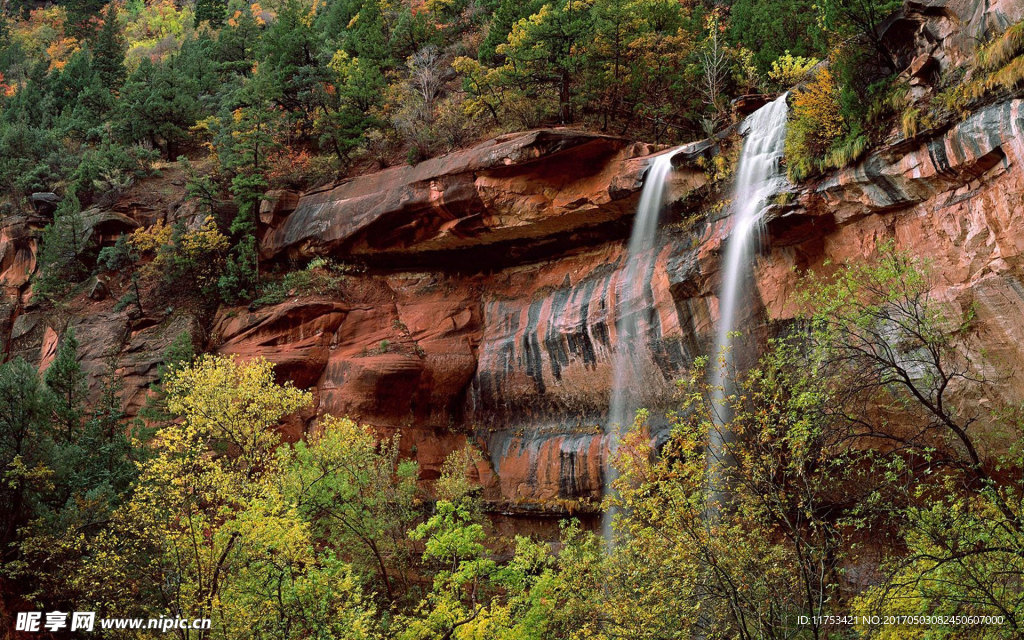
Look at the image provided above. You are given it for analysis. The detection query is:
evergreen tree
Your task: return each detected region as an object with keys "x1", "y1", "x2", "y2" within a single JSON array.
[
  {"x1": 259, "y1": 0, "x2": 330, "y2": 135},
  {"x1": 316, "y1": 50, "x2": 386, "y2": 163},
  {"x1": 497, "y1": 0, "x2": 594, "y2": 124},
  {"x1": 44, "y1": 327, "x2": 87, "y2": 440},
  {"x1": 0, "y1": 358, "x2": 53, "y2": 566},
  {"x1": 818, "y1": 0, "x2": 903, "y2": 71},
  {"x1": 212, "y1": 0, "x2": 264, "y2": 73},
  {"x1": 91, "y1": 3, "x2": 126, "y2": 91},
  {"x1": 478, "y1": 0, "x2": 545, "y2": 63},
  {"x1": 34, "y1": 193, "x2": 91, "y2": 300},
  {"x1": 62, "y1": 0, "x2": 107, "y2": 39},
  {"x1": 728, "y1": 0, "x2": 826, "y2": 74},
  {"x1": 116, "y1": 57, "x2": 201, "y2": 158},
  {"x1": 16, "y1": 354, "x2": 143, "y2": 610},
  {"x1": 194, "y1": 0, "x2": 227, "y2": 28}
]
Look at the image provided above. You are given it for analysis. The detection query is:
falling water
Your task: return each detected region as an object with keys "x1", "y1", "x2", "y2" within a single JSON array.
[
  {"x1": 708, "y1": 94, "x2": 790, "y2": 500},
  {"x1": 602, "y1": 148, "x2": 678, "y2": 544}
]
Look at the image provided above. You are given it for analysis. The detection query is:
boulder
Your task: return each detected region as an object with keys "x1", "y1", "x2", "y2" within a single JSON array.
[{"x1": 29, "y1": 192, "x2": 59, "y2": 216}]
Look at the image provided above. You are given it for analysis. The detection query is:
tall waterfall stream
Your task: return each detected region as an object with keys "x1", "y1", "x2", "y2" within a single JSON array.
[
  {"x1": 709, "y1": 94, "x2": 790, "y2": 501},
  {"x1": 602, "y1": 149, "x2": 677, "y2": 543}
]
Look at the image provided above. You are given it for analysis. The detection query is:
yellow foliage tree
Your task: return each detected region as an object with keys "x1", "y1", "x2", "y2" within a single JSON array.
[
  {"x1": 129, "y1": 217, "x2": 229, "y2": 295},
  {"x1": 72, "y1": 356, "x2": 384, "y2": 638},
  {"x1": 784, "y1": 66, "x2": 845, "y2": 180}
]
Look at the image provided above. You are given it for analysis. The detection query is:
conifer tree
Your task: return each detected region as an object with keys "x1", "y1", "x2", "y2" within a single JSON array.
[
  {"x1": 34, "y1": 193, "x2": 90, "y2": 300},
  {"x1": 44, "y1": 327, "x2": 87, "y2": 440},
  {"x1": 194, "y1": 0, "x2": 227, "y2": 28},
  {"x1": 116, "y1": 57, "x2": 201, "y2": 158},
  {"x1": 0, "y1": 358, "x2": 52, "y2": 565},
  {"x1": 91, "y1": 3, "x2": 126, "y2": 91}
]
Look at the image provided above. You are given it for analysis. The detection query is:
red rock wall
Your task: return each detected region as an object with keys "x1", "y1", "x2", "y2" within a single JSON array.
[{"x1": 4, "y1": 92, "x2": 1024, "y2": 523}]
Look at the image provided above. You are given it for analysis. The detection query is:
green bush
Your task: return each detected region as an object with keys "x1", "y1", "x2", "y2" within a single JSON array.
[
  {"x1": 253, "y1": 259, "x2": 348, "y2": 307},
  {"x1": 70, "y1": 142, "x2": 158, "y2": 205}
]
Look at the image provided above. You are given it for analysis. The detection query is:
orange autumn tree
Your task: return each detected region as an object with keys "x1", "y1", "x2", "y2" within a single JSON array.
[{"x1": 784, "y1": 65, "x2": 845, "y2": 180}]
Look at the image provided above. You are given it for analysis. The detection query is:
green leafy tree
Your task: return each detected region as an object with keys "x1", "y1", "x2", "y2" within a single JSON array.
[
  {"x1": 287, "y1": 416, "x2": 420, "y2": 603},
  {"x1": 583, "y1": 0, "x2": 694, "y2": 137},
  {"x1": 478, "y1": 0, "x2": 545, "y2": 63},
  {"x1": 72, "y1": 356, "x2": 388, "y2": 637},
  {"x1": 399, "y1": 500, "x2": 495, "y2": 639}
]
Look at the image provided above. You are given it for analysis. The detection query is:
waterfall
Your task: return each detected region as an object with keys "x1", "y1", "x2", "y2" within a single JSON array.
[
  {"x1": 602, "y1": 148, "x2": 677, "y2": 544},
  {"x1": 708, "y1": 93, "x2": 789, "y2": 499}
]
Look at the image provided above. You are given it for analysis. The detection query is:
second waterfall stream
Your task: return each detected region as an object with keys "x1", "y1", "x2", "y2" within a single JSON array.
[{"x1": 709, "y1": 93, "x2": 790, "y2": 499}]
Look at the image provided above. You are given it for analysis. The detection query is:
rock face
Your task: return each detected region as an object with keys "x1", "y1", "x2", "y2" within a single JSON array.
[
  {"x1": 260, "y1": 129, "x2": 701, "y2": 266},
  {"x1": 889, "y1": 0, "x2": 1024, "y2": 74},
  {"x1": 244, "y1": 95, "x2": 1024, "y2": 516},
  {"x1": 757, "y1": 99, "x2": 1024, "y2": 415}
]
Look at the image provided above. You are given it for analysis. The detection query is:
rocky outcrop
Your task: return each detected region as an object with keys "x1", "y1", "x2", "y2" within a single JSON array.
[
  {"x1": 260, "y1": 129, "x2": 702, "y2": 266},
  {"x1": 888, "y1": 0, "x2": 1024, "y2": 74}
]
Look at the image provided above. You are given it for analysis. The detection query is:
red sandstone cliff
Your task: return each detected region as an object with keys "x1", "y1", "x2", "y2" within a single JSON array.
[{"x1": 0, "y1": 0, "x2": 1022, "y2": 524}]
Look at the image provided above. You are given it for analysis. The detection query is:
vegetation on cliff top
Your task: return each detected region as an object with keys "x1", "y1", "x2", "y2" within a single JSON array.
[{"x1": 8, "y1": 0, "x2": 1017, "y2": 312}]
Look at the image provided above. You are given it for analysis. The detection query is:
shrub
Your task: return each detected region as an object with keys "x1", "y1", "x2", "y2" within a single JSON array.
[
  {"x1": 784, "y1": 67, "x2": 845, "y2": 180},
  {"x1": 129, "y1": 217, "x2": 229, "y2": 299},
  {"x1": 977, "y1": 20, "x2": 1024, "y2": 73},
  {"x1": 253, "y1": 259, "x2": 347, "y2": 307},
  {"x1": 70, "y1": 142, "x2": 157, "y2": 205},
  {"x1": 968, "y1": 23, "x2": 1024, "y2": 102},
  {"x1": 931, "y1": 20, "x2": 1023, "y2": 116},
  {"x1": 767, "y1": 51, "x2": 819, "y2": 89}
]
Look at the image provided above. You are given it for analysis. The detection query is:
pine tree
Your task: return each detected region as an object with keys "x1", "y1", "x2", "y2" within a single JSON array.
[
  {"x1": 496, "y1": 0, "x2": 594, "y2": 124},
  {"x1": 194, "y1": 0, "x2": 227, "y2": 28},
  {"x1": 116, "y1": 57, "x2": 201, "y2": 158},
  {"x1": 44, "y1": 327, "x2": 87, "y2": 440},
  {"x1": 478, "y1": 0, "x2": 545, "y2": 63},
  {"x1": 34, "y1": 193, "x2": 90, "y2": 300},
  {"x1": 91, "y1": 4, "x2": 126, "y2": 91},
  {"x1": 0, "y1": 358, "x2": 54, "y2": 566}
]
